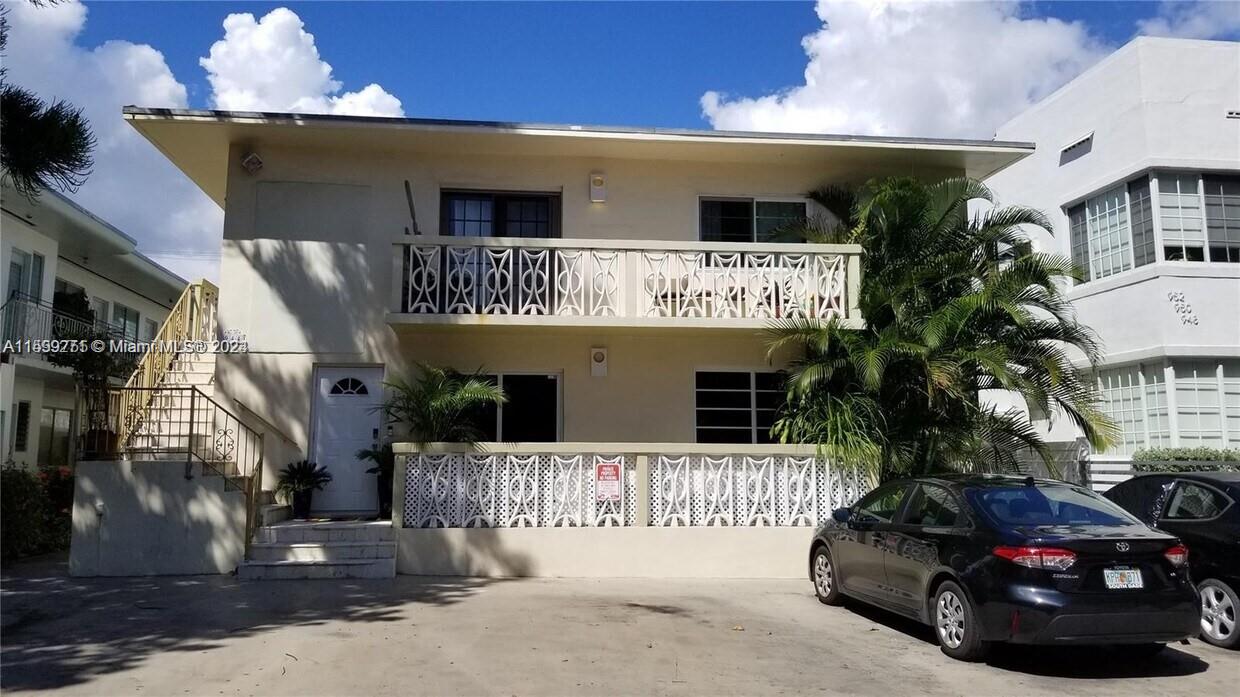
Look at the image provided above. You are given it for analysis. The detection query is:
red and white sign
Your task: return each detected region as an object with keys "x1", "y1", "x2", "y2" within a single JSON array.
[{"x1": 595, "y1": 460, "x2": 622, "y2": 502}]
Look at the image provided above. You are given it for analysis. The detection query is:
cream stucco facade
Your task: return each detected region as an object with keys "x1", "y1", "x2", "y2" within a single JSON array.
[{"x1": 122, "y1": 109, "x2": 1032, "y2": 541}]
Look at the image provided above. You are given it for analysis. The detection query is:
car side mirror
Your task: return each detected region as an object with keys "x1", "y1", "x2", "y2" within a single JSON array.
[{"x1": 832, "y1": 508, "x2": 852, "y2": 524}]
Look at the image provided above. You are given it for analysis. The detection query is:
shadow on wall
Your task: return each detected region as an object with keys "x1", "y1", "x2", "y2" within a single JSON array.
[
  {"x1": 0, "y1": 552, "x2": 512, "y2": 693},
  {"x1": 70, "y1": 460, "x2": 246, "y2": 576},
  {"x1": 222, "y1": 232, "x2": 396, "y2": 483}
]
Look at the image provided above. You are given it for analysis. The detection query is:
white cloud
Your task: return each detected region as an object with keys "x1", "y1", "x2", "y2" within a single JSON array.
[
  {"x1": 3, "y1": 4, "x2": 407, "y2": 283},
  {"x1": 200, "y1": 8, "x2": 403, "y2": 116},
  {"x1": 3, "y1": 0, "x2": 222, "y2": 282},
  {"x1": 701, "y1": 0, "x2": 1110, "y2": 139},
  {"x1": 1136, "y1": 1, "x2": 1240, "y2": 40}
]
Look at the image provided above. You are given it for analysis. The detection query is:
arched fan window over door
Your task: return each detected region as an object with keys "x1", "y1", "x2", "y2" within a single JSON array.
[{"x1": 329, "y1": 377, "x2": 369, "y2": 395}]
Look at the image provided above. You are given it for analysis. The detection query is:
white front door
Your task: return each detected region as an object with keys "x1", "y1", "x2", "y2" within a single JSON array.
[{"x1": 310, "y1": 366, "x2": 384, "y2": 514}]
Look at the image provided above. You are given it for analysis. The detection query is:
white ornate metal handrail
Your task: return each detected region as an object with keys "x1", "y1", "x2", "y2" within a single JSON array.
[{"x1": 395, "y1": 237, "x2": 860, "y2": 322}]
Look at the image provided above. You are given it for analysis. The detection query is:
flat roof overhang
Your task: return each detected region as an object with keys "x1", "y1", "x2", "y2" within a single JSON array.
[{"x1": 123, "y1": 107, "x2": 1035, "y2": 208}]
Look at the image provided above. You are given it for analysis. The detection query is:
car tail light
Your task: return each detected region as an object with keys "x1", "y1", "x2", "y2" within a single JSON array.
[
  {"x1": 993, "y1": 546, "x2": 1077, "y2": 570},
  {"x1": 1163, "y1": 544, "x2": 1189, "y2": 567}
]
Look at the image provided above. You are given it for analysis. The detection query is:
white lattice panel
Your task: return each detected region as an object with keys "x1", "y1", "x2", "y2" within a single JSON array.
[
  {"x1": 404, "y1": 454, "x2": 637, "y2": 528},
  {"x1": 399, "y1": 242, "x2": 850, "y2": 321},
  {"x1": 650, "y1": 455, "x2": 869, "y2": 527}
]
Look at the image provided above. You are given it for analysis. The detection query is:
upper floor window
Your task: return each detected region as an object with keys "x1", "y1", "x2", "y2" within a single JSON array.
[
  {"x1": 1204, "y1": 175, "x2": 1240, "y2": 263},
  {"x1": 1069, "y1": 170, "x2": 1240, "y2": 284},
  {"x1": 700, "y1": 198, "x2": 807, "y2": 243},
  {"x1": 1159, "y1": 173, "x2": 1205, "y2": 261},
  {"x1": 112, "y1": 302, "x2": 140, "y2": 340},
  {"x1": 440, "y1": 190, "x2": 560, "y2": 238}
]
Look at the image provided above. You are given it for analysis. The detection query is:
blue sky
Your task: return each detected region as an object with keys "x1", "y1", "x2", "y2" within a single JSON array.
[
  {"x1": 77, "y1": 1, "x2": 1186, "y2": 128},
  {"x1": 6, "y1": 1, "x2": 1238, "y2": 279}
]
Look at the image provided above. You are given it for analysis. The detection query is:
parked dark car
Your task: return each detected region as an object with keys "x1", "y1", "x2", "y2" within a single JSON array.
[
  {"x1": 1104, "y1": 471, "x2": 1240, "y2": 648},
  {"x1": 809, "y1": 474, "x2": 1199, "y2": 661}
]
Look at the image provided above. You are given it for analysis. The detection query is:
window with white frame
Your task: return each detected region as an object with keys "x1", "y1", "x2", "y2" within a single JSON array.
[
  {"x1": 1096, "y1": 359, "x2": 1240, "y2": 455},
  {"x1": 1174, "y1": 360, "x2": 1225, "y2": 448},
  {"x1": 1128, "y1": 177, "x2": 1157, "y2": 268},
  {"x1": 1098, "y1": 366, "x2": 1144, "y2": 455},
  {"x1": 694, "y1": 371, "x2": 784, "y2": 444},
  {"x1": 1204, "y1": 174, "x2": 1240, "y2": 263},
  {"x1": 1159, "y1": 173, "x2": 1206, "y2": 262},
  {"x1": 699, "y1": 198, "x2": 807, "y2": 243},
  {"x1": 1076, "y1": 185, "x2": 1132, "y2": 281}
]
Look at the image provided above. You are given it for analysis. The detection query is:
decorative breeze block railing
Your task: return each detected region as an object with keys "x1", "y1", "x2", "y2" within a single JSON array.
[
  {"x1": 397, "y1": 239, "x2": 857, "y2": 322},
  {"x1": 649, "y1": 454, "x2": 868, "y2": 527},
  {"x1": 401, "y1": 450, "x2": 871, "y2": 529},
  {"x1": 404, "y1": 453, "x2": 638, "y2": 528}
]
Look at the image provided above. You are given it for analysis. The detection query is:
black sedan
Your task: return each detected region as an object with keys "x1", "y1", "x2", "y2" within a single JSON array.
[
  {"x1": 809, "y1": 474, "x2": 1200, "y2": 661},
  {"x1": 1105, "y1": 471, "x2": 1240, "y2": 648}
]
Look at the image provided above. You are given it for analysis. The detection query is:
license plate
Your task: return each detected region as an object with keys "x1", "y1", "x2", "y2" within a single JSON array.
[{"x1": 1104, "y1": 568, "x2": 1143, "y2": 589}]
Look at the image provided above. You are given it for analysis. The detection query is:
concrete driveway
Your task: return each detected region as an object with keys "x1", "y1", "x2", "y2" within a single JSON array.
[{"x1": 2, "y1": 554, "x2": 1237, "y2": 696}]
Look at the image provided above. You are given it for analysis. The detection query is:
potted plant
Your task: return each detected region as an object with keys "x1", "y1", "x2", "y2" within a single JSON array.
[
  {"x1": 356, "y1": 443, "x2": 395, "y2": 520},
  {"x1": 275, "y1": 460, "x2": 332, "y2": 519},
  {"x1": 379, "y1": 363, "x2": 507, "y2": 445}
]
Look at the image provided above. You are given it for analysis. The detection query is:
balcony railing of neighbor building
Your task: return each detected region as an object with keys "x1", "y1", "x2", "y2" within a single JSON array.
[
  {"x1": 394, "y1": 443, "x2": 874, "y2": 529},
  {"x1": 391, "y1": 237, "x2": 863, "y2": 328}
]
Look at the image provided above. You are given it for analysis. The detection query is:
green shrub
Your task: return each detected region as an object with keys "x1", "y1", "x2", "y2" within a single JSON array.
[
  {"x1": 0, "y1": 463, "x2": 75, "y2": 564},
  {"x1": 1, "y1": 465, "x2": 52, "y2": 562},
  {"x1": 1131, "y1": 447, "x2": 1240, "y2": 473}
]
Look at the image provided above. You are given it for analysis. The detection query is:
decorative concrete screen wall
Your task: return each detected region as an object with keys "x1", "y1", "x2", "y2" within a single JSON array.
[
  {"x1": 398, "y1": 445, "x2": 871, "y2": 530},
  {"x1": 403, "y1": 453, "x2": 639, "y2": 528},
  {"x1": 649, "y1": 455, "x2": 867, "y2": 527}
]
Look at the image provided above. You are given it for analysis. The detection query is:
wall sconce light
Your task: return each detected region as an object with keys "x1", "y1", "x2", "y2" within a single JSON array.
[
  {"x1": 590, "y1": 347, "x2": 608, "y2": 377},
  {"x1": 240, "y1": 151, "x2": 263, "y2": 174},
  {"x1": 589, "y1": 172, "x2": 606, "y2": 203}
]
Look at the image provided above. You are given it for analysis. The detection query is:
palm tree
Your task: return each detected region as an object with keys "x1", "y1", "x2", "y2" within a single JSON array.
[
  {"x1": 0, "y1": 5, "x2": 96, "y2": 201},
  {"x1": 767, "y1": 177, "x2": 1116, "y2": 480},
  {"x1": 379, "y1": 363, "x2": 507, "y2": 445}
]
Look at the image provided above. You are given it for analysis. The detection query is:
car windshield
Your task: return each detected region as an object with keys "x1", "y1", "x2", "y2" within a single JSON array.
[{"x1": 967, "y1": 485, "x2": 1142, "y2": 527}]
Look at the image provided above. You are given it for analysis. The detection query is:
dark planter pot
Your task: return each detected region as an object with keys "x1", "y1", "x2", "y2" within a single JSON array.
[
  {"x1": 80, "y1": 429, "x2": 119, "y2": 459},
  {"x1": 376, "y1": 470, "x2": 393, "y2": 520},
  {"x1": 291, "y1": 490, "x2": 314, "y2": 519}
]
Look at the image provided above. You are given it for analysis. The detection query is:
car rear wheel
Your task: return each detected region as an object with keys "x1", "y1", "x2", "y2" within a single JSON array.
[
  {"x1": 934, "y1": 581, "x2": 988, "y2": 662},
  {"x1": 1198, "y1": 578, "x2": 1239, "y2": 649},
  {"x1": 812, "y1": 546, "x2": 843, "y2": 606}
]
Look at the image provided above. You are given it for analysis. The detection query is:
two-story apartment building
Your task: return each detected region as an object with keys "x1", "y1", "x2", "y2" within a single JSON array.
[
  {"x1": 1, "y1": 184, "x2": 187, "y2": 468},
  {"x1": 118, "y1": 108, "x2": 1032, "y2": 577},
  {"x1": 985, "y1": 37, "x2": 1240, "y2": 488}
]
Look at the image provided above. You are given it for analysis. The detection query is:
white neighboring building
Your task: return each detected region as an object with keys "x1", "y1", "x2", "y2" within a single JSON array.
[
  {"x1": 986, "y1": 37, "x2": 1240, "y2": 476},
  {"x1": 1, "y1": 184, "x2": 187, "y2": 469}
]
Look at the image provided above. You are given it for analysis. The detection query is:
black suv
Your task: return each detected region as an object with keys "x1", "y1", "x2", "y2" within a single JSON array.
[
  {"x1": 1105, "y1": 472, "x2": 1240, "y2": 648},
  {"x1": 809, "y1": 475, "x2": 1199, "y2": 661}
]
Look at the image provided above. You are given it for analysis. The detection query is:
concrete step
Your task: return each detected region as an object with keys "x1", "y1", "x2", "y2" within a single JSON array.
[
  {"x1": 248, "y1": 541, "x2": 396, "y2": 562},
  {"x1": 160, "y1": 370, "x2": 216, "y2": 387},
  {"x1": 253, "y1": 521, "x2": 395, "y2": 544},
  {"x1": 257, "y1": 503, "x2": 291, "y2": 527},
  {"x1": 237, "y1": 557, "x2": 396, "y2": 580}
]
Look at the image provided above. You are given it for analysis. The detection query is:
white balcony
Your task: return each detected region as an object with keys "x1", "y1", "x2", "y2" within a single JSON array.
[{"x1": 389, "y1": 237, "x2": 863, "y2": 329}]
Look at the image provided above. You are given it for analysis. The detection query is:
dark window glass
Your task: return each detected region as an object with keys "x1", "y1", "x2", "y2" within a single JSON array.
[
  {"x1": 329, "y1": 378, "x2": 368, "y2": 395},
  {"x1": 969, "y1": 485, "x2": 1140, "y2": 526},
  {"x1": 14, "y1": 401, "x2": 31, "y2": 452},
  {"x1": 695, "y1": 371, "x2": 784, "y2": 444},
  {"x1": 1068, "y1": 204, "x2": 1090, "y2": 282},
  {"x1": 441, "y1": 192, "x2": 559, "y2": 238},
  {"x1": 1204, "y1": 175, "x2": 1240, "y2": 254},
  {"x1": 1107, "y1": 476, "x2": 1172, "y2": 524},
  {"x1": 1128, "y1": 177, "x2": 1156, "y2": 268},
  {"x1": 1165, "y1": 245, "x2": 1205, "y2": 262},
  {"x1": 854, "y1": 483, "x2": 910, "y2": 523},
  {"x1": 1163, "y1": 482, "x2": 1231, "y2": 520},
  {"x1": 755, "y1": 201, "x2": 806, "y2": 241},
  {"x1": 700, "y1": 199, "x2": 755, "y2": 243},
  {"x1": 903, "y1": 484, "x2": 962, "y2": 527}
]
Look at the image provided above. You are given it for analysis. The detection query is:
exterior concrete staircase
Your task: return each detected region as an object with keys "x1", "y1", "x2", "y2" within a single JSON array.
[{"x1": 238, "y1": 521, "x2": 396, "y2": 579}]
